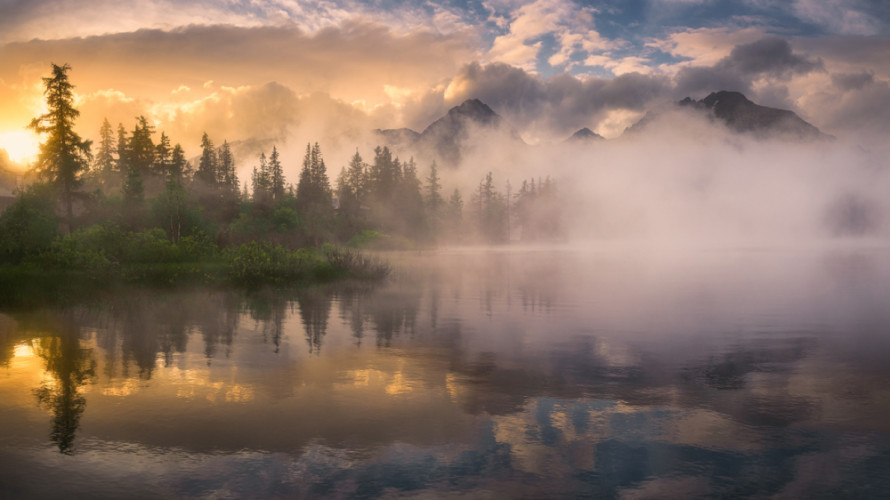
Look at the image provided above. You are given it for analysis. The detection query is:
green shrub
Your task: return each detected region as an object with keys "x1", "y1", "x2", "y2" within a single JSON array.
[
  {"x1": 271, "y1": 206, "x2": 301, "y2": 232},
  {"x1": 0, "y1": 184, "x2": 59, "y2": 264},
  {"x1": 347, "y1": 229, "x2": 381, "y2": 248}
]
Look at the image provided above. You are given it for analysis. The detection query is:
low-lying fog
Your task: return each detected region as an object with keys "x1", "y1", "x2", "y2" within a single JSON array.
[{"x1": 421, "y1": 109, "x2": 890, "y2": 246}]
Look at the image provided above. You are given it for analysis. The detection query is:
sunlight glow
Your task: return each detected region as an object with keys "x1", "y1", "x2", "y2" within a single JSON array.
[
  {"x1": 13, "y1": 343, "x2": 34, "y2": 358},
  {"x1": 0, "y1": 130, "x2": 39, "y2": 165}
]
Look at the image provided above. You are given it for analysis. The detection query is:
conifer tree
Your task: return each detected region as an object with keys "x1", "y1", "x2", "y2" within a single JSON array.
[
  {"x1": 94, "y1": 118, "x2": 115, "y2": 176},
  {"x1": 154, "y1": 131, "x2": 172, "y2": 177},
  {"x1": 337, "y1": 150, "x2": 366, "y2": 218},
  {"x1": 426, "y1": 161, "x2": 443, "y2": 213},
  {"x1": 251, "y1": 152, "x2": 271, "y2": 206},
  {"x1": 129, "y1": 116, "x2": 155, "y2": 177},
  {"x1": 397, "y1": 157, "x2": 425, "y2": 237},
  {"x1": 444, "y1": 188, "x2": 464, "y2": 240},
  {"x1": 269, "y1": 146, "x2": 285, "y2": 202},
  {"x1": 123, "y1": 163, "x2": 144, "y2": 203},
  {"x1": 195, "y1": 132, "x2": 217, "y2": 186},
  {"x1": 169, "y1": 144, "x2": 187, "y2": 185},
  {"x1": 116, "y1": 123, "x2": 129, "y2": 174},
  {"x1": 28, "y1": 63, "x2": 92, "y2": 231},
  {"x1": 296, "y1": 142, "x2": 332, "y2": 212},
  {"x1": 218, "y1": 141, "x2": 238, "y2": 194}
]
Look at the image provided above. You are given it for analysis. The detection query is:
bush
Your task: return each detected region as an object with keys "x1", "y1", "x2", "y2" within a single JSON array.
[
  {"x1": 225, "y1": 241, "x2": 324, "y2": 285},
  {"x1": 347, "y1": 229, "x2": 381, "y2": 248},
  {"x1": 223, "y1": 242, "x2": 388, "y2": 285},
  {"x1": 271, "y1": 206, "x2": 301, "y2": 232},
  {"x1": 0, "y1": 184, "x2": 59, "y2": 264}
]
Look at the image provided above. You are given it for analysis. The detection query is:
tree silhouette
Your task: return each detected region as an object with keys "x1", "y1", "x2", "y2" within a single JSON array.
[
  {"x1": 269, "y1": 146, "x2": 285, "y2": 202},
  {"x1": 93, "y1": 118, "x2": 115, "y2": 177},
  {"x1": 28, "y1": 63, "x2": 92, "y2": 232},
  {"x1": 33, "y1": 319, "x2": 96, "y2": 455}
]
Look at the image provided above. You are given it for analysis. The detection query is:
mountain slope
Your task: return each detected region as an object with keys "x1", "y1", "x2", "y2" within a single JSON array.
[
  {"x1": 415, "y1": 99, "x2": 524, "y2": 165},
  {"x1": 627, "y1": 91, "x2": 830, "y2": 140},
  {"x1": 566, "y1": 127, "x2": 605, "y2": 143}
]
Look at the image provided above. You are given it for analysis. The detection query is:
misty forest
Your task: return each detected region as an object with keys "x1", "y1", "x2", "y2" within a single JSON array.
[
  {"x1": 0, "y1": 64, "x2": 565, "y2": 289},
  {"x1": 2, "y1": 2, "x2": 890, "y2": 497}
]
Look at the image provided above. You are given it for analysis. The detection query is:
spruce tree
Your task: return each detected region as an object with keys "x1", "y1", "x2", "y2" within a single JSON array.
[
  {"x1": 94, "y1": 118, "x2": 115, "y2": 176},
  {"x1": 154, "y1": 131, "x2": 172, "y2": 177},
  {"x1": 116, "y1": 123, "x2": 129, "y2": 174},
  {"x1": 195, "y1": 132, "x2": 217, "y2": 186},
  {"x1": 296, "y1": 142, "x2": 332, "y2": 212},
  {"x1": 269, "y1": 146, "x2": 285, "y2": 202},
  {"x1": 129, "y1": 116, "x2": 155, "y2": 177},
  {"x1": 218, "y1": 141, "x2": 237, "y2": 194},
  {"x1": 28, "y1": 63, "x2": 92, "y2": 231},
  {"x1": 169, "y1": 144, "x2": 187, "y2": 185}
]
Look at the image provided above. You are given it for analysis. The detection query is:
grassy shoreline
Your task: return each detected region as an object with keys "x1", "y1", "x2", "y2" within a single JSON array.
[{"x1": 0, "y1": 228, "x2": 390, "y2": 308}]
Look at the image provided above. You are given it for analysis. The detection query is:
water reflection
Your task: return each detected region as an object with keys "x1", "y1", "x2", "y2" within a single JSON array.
[
  {"x1": 0, "y1": 247, "x2": 889, "y2": 497},
  {"x1": 30, "y1": 314, "x2": 96, "y2": 454}
]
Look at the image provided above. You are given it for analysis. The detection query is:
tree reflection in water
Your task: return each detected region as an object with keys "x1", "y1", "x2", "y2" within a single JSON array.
[{"x1": 31, "y1": 314, "x2": 96, "y2": 454}]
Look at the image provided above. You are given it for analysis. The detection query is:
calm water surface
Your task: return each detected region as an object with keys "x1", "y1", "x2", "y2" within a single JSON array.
[{"x1": 2, "y1": 247, "x2": 890, "y2": 498}]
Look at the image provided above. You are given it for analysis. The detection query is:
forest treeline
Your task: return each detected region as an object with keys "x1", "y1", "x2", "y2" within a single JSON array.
[{"x1": 0, "y1": 64, "x2": 563, "y2": 284}]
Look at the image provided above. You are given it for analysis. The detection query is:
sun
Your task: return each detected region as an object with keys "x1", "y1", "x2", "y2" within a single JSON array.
[{"x1": 0, "y1": 130, "x2": 39, "y2": 165}]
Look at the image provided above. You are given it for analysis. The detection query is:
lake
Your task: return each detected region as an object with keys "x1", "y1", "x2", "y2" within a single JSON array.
[{"x1": 2, "y1": 246, "x2": 890, "y2": 498}]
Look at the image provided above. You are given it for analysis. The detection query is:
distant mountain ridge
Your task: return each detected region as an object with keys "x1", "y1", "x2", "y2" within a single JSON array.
[
  {"x1": 377, "y1": 98, "x2": 525, "y2": 166},
  {"x1": 628, "y1": 91, "x2": 830, "y2": 140},
  {"x1": 375, "y1": 91, "x2": 830, "y2": 167},
  {"x1": 566, "y1": 127, "x2": 605, "y2": 143}
]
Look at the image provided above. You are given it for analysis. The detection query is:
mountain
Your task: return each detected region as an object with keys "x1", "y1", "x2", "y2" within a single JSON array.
[
  {"x1": 627, "y1": 91, "x2": 830, "y2": 140},
  {"x1": 377, "y1": 98, "x2": 525, "y2": 166},
  {"x1": 374, "y1": 128, "x2": 420, "y2": 150},
  {"x1": 416, "y1": 98, "x2": 525, "y2": 165},
  {"x1": 566, "y1": 127, "x2": 605, "y2": 143}
]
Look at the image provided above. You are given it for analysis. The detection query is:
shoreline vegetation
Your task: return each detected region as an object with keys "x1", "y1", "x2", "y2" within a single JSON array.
[{"x1": 0, "y1": 64, "x2": 563, "y2": 297}]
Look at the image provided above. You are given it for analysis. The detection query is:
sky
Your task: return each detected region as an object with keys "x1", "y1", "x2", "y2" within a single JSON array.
[{"x1": 0, "y1": 0, "x2": 888, "y2": 169}]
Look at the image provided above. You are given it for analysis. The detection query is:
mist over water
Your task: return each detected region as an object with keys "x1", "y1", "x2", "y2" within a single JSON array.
[
  {"x1": 425, "y1": 109, "x2": 888, "y2": 245},
  {"x1": 2, "y1": 246, "x2": 890, "y2": 497}
]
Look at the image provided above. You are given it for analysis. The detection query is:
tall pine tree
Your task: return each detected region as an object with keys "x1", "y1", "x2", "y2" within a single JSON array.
[{"x1": 28, "y1": 63, "x2": 92, "y2": 232}]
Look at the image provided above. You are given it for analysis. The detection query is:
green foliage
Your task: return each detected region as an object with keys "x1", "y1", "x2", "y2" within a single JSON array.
[
  {"x1": 224, "y1": 241, "x2": 389, "y2": 285},
  {"x1": 123, "y1": 165, "x2": 144, "y2": 203},
  {"x1": 0, "y1": 183, "x2": 60, "y2": 263},
  {"x1": 347, "y1": 229, "x2": 381, "y2": 248},
  {"x1": 224, "y1": 242, "x2": 326, "y2": 285},
  {"x1": 150, "y1": 183, "x2": 208, "y2": 243},
  {"x1": 271, "y1": 206, "x2": 301, "y2": 232}
]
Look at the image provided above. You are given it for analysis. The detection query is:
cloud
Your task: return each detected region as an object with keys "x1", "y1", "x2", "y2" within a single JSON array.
[
  {"x1": 792, "y1": 0, "x2": 884, "y2": 35},
  {"x1": 0, "y1": 21, "x2": 478, "y2": 132},
  {"x1": 674, "y1": 37, "x2": 823, "y2": 97},
  {"x1": 0, "y1": 0, "x2": 270, "y2": 44},
  {"x1": 403, "y1": 62, "x2": 671, "y2": 141},
  {"x1": 648, "y1": 26, "x2": 768, "y2": 68},
  {"x1": 724, "y1": 37, "x2": 823, "y2": 76},
  {"x1": 794, "y1": 36, "x2": 890, "y2": 79},
  {"x1": 802, "y1": 74, "x2": 890, "y2": 136},
  {"x1": 485, "y1": 0, "x2": 614, "y2": 71},
  {"x1": 831, "y1": 71, "x2": 874, "y2": 91},
  {"x1": 80, "y1": 81, "x2": 386, "y2": 183}
]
